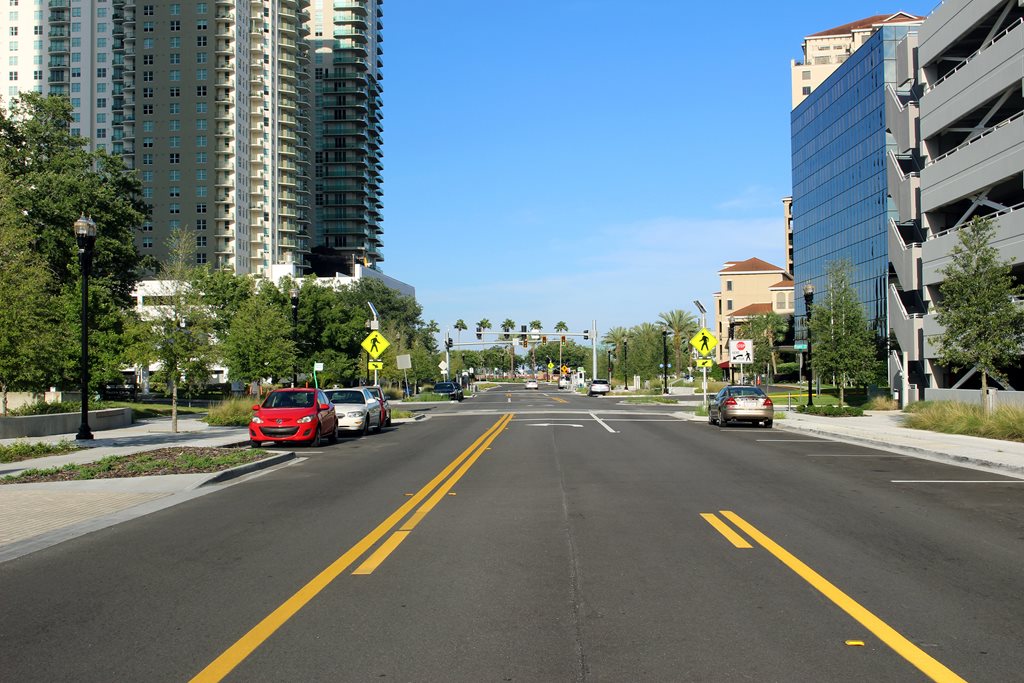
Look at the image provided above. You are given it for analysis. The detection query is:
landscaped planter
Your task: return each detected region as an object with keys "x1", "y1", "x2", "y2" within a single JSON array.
[{"x1": 0, "y1": 408, "x2": 133, "y2": 439}]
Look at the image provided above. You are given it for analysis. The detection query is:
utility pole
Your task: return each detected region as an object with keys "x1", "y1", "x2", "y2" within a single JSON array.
[{"x1": 591, "y1": 319, "x2": 597, "y2": 382}]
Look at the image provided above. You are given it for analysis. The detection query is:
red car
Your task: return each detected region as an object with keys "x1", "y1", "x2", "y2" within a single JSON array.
[{"x1": 250, "y1": 388, "x2": 339, "y2": 447}]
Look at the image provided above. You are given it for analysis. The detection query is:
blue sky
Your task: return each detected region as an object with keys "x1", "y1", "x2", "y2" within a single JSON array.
[{"x1": 381, "y1": 1, "x2": 936, "y2": 338}]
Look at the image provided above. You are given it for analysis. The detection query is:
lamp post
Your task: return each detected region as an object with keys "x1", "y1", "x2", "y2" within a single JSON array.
[
  {"x1": 607, "y1": 349, "x2": 612, "y2": 379},
  {"x1": 74, "y1": 214, "x2": 97, "y2": 441},
  {"x1": 662, "y1": 330, "x2": 669, "y2": 394},
  {"x1": 803, "y1": 283, "x2": 815, "y2": 407},
  {"x1": 290, "y1": 287, "x2": 299, "y2": 387}
]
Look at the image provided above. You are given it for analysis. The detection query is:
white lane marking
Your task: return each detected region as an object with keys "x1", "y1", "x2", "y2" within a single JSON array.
[
  {"x1": 601, "y1": 419, "x2": 687, "y2": 422},
  {"x1": 892, "y1": 480, "x2": 1024, "y2": 484},
  {"x1": 590, "y1": 412, "x2": 617, "y2": 434},
  {"x1": 757, "y1": 439, "x2": 833, "y2": 442},
  {"x1": 529, "y1": 423, "x2": 584, "y2": 428}
]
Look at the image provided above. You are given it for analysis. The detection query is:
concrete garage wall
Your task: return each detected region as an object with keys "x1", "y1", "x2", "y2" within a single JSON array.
[
  {"x1": 0, "y1": 409, "x2": 133, "y2": 439},
  {"x1": 926, "y1": 389, "x2": 1024, "y2": 409}
]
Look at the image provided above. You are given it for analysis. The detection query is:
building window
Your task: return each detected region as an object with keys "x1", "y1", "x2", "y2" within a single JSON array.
[
  {"x1": 141, "y1": 221, "x2": 154, "y2": 232},
  {"x1": 169, "y1": 53, "x2": 180, "y2": 64},
  {"x1": 142, "y1": 137, "x2": 153, "y2": 147},
  {"x1": 196, "y1": 218, "x2": 207, "y2": 231},
  {"x1": 196, "y1": 203, "x2": 206, "y2": 213},
  {"x1": 169, "y1": 87, "x2": 179, "y2": 97},
  {"x1": 142, "y1": 21, "x2": 154, "y2": 32},
  {"x1": 195, "y1": 85, "x2": 206, "y2": 97},
  {"x1": 142, "y1": 86, "x2": 153, "y2": 98},
  {"x1": 169, "y1": 20, "x2": 180, "y2": 31},
  {"x1": 142, "y1": 70, "x2": 153, "y2": 81},
  {"x1": 142, "y1": 54, "x2": 153, "y2": 65},
  {"x1": 169, "y1": 186, "x2": 180, "y2": 197},
  {"x1": 142, "y1": 237, "x2": 153, "y2": 248},
  {"x1": 802, "y1": 70, "x2": 811, "y2": 80},
  {"x1": 726, "y1": 280, "x2": 732, "y2": 291},
  {"x1": 802, "y1": 86, "x2": 811, "y2": 95},
  {"x1": 143, "y1": 5, "x2": 154, "y2": 16},
  {"x1": 169, "y1": 203, "x2": 180, "y2": 214},
  {"x1": 196, "y1": 35, "x2": 207, "y2": 47},
  {"x1": 142, "y1": 103, "x2": 153, "y2": 114},
  {"x1": 169, "y1": 152, "x2": 180, "y2": 163},
  {"x1": 169, "y1": 136, "x2": 180, "y2": 148},
  {"x1": 196, "y1": 253, "x2": 207, "y2": 265},
  {"x1": 142, "y1": 153, "x2": 153, "y2": 164},
  {"x1": 196, "y1": 235, "x2": 206, "y2": 247},
  {"x1": 726, "y1": 300, "x2": 733, "y2": 311}
]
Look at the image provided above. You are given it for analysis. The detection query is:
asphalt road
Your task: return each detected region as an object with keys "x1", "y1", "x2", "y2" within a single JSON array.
[{"x1": 1, "y1": 384, "x2": 1022, "y2": 682}]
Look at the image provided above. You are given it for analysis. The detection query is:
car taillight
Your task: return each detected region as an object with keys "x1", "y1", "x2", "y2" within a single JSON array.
[
  {"x1": 763, "y1": 397, "x2": 773, "y2": 407},
  {"x1": 723, "y1": 397, "x2": 737, "y2": 406}
]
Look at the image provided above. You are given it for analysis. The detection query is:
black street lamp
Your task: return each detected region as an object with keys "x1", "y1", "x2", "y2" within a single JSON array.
[
  {"x1": 803, "y1": 283, "x2": 815, "y2": 407},
  {"x1": 74, "y1": 214, "x2": 97, "y2": 441},
  {"x1": 607, "y1": 349, "x2": 612, "y2": 379},
  {"x1": 290, "y1": 287, "x2": 299, "y2": 387},
  {"x1": 662, "y1": 330, "x2": 670, "y2": 394}
]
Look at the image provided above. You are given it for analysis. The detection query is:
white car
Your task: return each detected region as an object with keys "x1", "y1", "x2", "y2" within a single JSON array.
[
  {"x1": 324, "y1": 389, "x2": 382, "y2": 436},
  {"x1": 587, "y1": 379, "x2": 610, "y2": 396},
  {"x1": 525, "y1": 379, "x2": 539, "y2": 390}
]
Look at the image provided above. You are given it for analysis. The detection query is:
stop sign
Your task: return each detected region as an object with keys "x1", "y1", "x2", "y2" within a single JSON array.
[{"x1": 736, "y1": 341, "x2": 746, "y2": 351}]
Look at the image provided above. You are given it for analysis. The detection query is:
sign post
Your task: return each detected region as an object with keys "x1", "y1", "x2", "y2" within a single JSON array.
[
  {"x1": 689, "y1": 327, "x2": 718, "y2": 409},
  {"x1": 361, "y1": 331, "x2": 390, "y2": 385}
]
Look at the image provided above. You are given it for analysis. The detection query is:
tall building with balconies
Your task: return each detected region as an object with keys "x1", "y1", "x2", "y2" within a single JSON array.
[
  {"x1": 2, "y1": 0, "x2": 117, "y2": 150},
  {"x1": 110, "y1": 0, "x2": 312, "y2": 277},
  {"x1": 888, "y1": 0, "x2": 1024, "y2": 403},
  {"x1": 306, "y1": 0, "x2": 384, "y2": 276}
]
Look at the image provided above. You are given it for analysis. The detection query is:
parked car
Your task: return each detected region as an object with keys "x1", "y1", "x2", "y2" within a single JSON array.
[
  {"x1": 708, "y1": 385, "x2": 774, "y2": 428},
  {"x1": 433, "y1": 381, "x2": 464, "y2": 401},
  {"x1": 525, "y1": 379, "x2": 539, "y2": 390},
  {"x1": 361, "y1": 387, "x2": 385, "y2": 432},
  {"x1": 324, "y1": 388, "x2": 379, "y2": 436},
  {"x1": 587, "y1": 379, "x2": 610, "y2": 397},
  {"x1": 364, "y1": 385, "x2": 392, "y2": 426},
  {"x1": 250, "y1": 388, "x2": 339, "y2": 447}
]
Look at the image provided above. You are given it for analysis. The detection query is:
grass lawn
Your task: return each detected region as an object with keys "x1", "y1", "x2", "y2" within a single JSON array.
[{"x1": 0, "y1": 440, "x2": 82, "y2": 463}]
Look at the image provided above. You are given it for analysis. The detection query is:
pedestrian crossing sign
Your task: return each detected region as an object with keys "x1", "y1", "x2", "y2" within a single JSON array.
[
  {"x1": 696, "y1": 358, "x2": 714, "y2": 368},
  {"x1": 689, "y1": 328, "x2": 718, "y2": 355},
  {"x1": 361, "y1": 331, "x2": 390, "y2": 359}
]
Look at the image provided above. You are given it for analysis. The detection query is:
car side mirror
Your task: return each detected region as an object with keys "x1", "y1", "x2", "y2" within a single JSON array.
[
  {"x1": 251, "y1": 404, "x2": 260, "y2": 411},
  {"x1": 318, "y1": 403, "x2": 330, "y2": 411}
]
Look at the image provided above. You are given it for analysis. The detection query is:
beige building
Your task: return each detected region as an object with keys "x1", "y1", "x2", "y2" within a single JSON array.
[
  {"x1": 782, "y1": 196, "x2": 794, "y2": 275},
  {"x1": 712, "y1": 258, "x2": 793, "y2": 366},
  {"x1": 790, "y1": 12, "x2": 923, "y2": 108}
]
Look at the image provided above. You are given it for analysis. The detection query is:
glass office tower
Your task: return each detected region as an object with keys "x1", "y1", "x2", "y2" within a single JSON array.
[{"x1": 791, "y1": 26, "x2": 915, "y2": 338}]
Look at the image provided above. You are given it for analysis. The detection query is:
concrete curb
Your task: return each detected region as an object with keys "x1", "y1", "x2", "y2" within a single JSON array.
[{"x1": 200, "y1": 451, "x2": 296, "y2": 487}]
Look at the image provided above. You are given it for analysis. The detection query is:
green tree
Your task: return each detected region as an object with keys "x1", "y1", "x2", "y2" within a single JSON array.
[
  {"x1": 476, "y1": 318, "x2": 491, "y2": 341},
  {"x1": 554, "y1": 321, "x2": 569, "y2": 333},
  {"x1": 808, "y1": 260, "x2": 876, "y2": 407},
  {"x1": 737, "y1": 312, "x2": 788, "y2": 378},
  {"x1": 195, "y1": 268, "x2": 255, "y2": 340},
  {"x1": 602, "y1": 326, "x2": 628, "y2": 384},
  {"x1": 500, "y1": 319, "x2": 515, "y2": 340},
  {"x1": 0, "y1": 194, "x2": 64, "y2": 413},
  {"x1": 658, "y1": 309, "x2": 698, "y2": 377},
  {"x1": 932, "y1": 217, "x2": 1024, "y2": 412},
  {"x1": 220, "y1": 294, "x2": 296, "y2": 390},
  {"x1": 124, "y1": 227, "x2": 218, "y2": 431}
]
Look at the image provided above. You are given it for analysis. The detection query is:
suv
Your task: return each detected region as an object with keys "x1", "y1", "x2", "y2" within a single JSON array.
[
  {"x1": 587, "y1": 379, "x2": 610, "y2": 397},
  {"x1": 433, "y1": 381, "x2": 464, "y2": 401}
]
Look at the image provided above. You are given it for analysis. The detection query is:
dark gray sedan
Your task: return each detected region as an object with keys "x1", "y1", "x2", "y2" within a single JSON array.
[{"x1": 708, "y1": 385, "x2": 775, "y2": 428}]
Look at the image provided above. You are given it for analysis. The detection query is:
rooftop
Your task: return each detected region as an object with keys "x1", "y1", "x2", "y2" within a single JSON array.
[{"x1": 807, "y1": 12, "x2": 924, "y2": 38}]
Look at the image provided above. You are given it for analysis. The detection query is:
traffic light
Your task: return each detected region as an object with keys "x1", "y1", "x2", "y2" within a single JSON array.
[
  {"x1": 520, "y1": 324, "x2": 527, "y2": 341},
  {"x1": 583, "y1": 329, "x2": 589, "y2": 340},
  {"x1": 560, "y1": 335, "x2": 566, "y2": 343},
  {"x1": 542, "y1": 335, "x2": 547, "y2": 343},
  {"x1": 521, "y1": 339, "x2": 528, "y2": 348},
  {"x1": 476, "y1": 326, "x2": 482, "y2": 340},
  {"x1": 445, "y1": 335, "x2": 453, "y2": 350}
]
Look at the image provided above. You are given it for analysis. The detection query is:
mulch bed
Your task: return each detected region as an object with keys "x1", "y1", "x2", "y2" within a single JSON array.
[{"x1": 2, "y1": 447, "x2": 263, "y2": 484}]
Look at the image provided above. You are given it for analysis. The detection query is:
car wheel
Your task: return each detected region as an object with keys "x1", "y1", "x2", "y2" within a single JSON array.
[
  {"x1": 250, "y1": 439, "x2": 263, "y2": 448},
  {"x1": 764, "y1": 419, "x2": 774, "y2": 428},
  {"x1": 361, "y1": 419, "x2": 369, "y2": 437},
  {"x1": 329, "y1": 424, "x2": 339, "y2": 444},
  {"x1": 374, "y1": 414, "x2": 383, "y2": 434},
  {"x1": 718, "y1": 416, "x2": 728, "y2": 428},
  {"x1": 309, "y1": 427, "x2": 321, "y2": 448}
]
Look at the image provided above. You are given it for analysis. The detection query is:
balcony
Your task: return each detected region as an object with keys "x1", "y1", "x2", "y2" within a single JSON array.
[
  {"x1": 922, "y1": 204, "x2": 1024, "y2": 286},
  {"x1": 921, "y1": 19, "x2": 1023, "y2": 140},
  {"x1": 919, "y1": 0, "x2": 1008, "y2": 66},
  {"x1": 885, "y1": 85, "x2": 918, "y2": 155},
  {"x1": 888, "y1": 218, "x2": 923, "y2": 291},
  {"x1": 888, "y1": 283, "x2": 924, "y2": 360},
  {"x1": 921, "y1": 113, "x2": 1024, "y2": 212},
  {"x1": 886, "y1": 151, "x2": 920, "y2": 221}
]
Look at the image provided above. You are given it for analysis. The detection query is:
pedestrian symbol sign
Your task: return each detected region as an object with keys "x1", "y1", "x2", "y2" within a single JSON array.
[
  {"x1": 689, "y1": 328, "x2": 718, "y2": 355},
  {"x1": 361, "y1": 331, "x2": 390, "y2": 359}
]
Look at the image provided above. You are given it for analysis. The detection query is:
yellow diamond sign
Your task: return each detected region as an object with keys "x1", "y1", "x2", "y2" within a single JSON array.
[
  {"x1": 689, "y1": 328, "x2": 718, "y2": 356},
  {"x1": 361, "y1": 331, "x2": 390, "y2": 359}
]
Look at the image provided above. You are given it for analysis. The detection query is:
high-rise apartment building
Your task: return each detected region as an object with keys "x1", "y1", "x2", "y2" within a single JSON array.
[
  {"x1": 111, "y1": 0, "x2": 313, "y2": 277},
  {"x1": 790, "y1": 12, "x2": 923, "y2": 108},
  {"x1": 887, "y1": 0, "x2": 1024, "y2": 403},
  {"x1": 2, "y1": 0, "x2": 117, "y2": 150},
  {"x1": 306, "y1": 0, "x2": 383, "y2": 276}
]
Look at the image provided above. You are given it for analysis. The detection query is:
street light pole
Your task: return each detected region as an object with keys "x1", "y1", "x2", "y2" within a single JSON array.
[
  {"x1": 662, "y1": 330, "x2": 669, "y2": 395},
  {"x1": 290, "y1": 287, "x2": 299, "y2": 387},
  {"x1": 803, "y1": 283, "x2": 815, "y2": 407},
  {"x1": 623, "y1": 340, "x2": 629, "y2": 391},
  {"x1": 74, "y1": 215, "x2": 97, "y2": 441}
]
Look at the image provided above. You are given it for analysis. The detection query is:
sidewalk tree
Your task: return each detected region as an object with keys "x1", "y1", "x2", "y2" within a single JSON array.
[
  {"x1": 808, "y1": 260, "x2": 876, "y2": 407},
  {"x1": 220, "y1": 288, "x2": 296, "y2": 391},
  {"x1": 124, "y1": 227, "x2": 217, "y2": 432},
  {"x1": 0, "y1": 192, "x2": 64, "y2": 414},
  {"x1": 658, "y1": 309, "x2": 698, "y2": 376},
  {"x1": 932, "y1": 217, "x2": 1024, "y2": 413}
]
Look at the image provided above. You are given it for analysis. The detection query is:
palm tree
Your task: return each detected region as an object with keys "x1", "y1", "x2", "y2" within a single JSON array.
[
  {"x1": 554, "y1": 321, "x2": 569, "y2": 333},
  {"x1": 453, "y1": 319, "x2": 467, "y2": 344},
  {"x1": 476, "y1": 318, "x2": 491, "y2": 338},
  {"x1": 500, "y1": 319, "x2": 516, "y2": 377},
  {"x1": 602, "y1": 326, "x2": 628, "y2": 384},
  {"x1": 500, "y1": 318, "x2": 515, "y2": 340},
  {"x1": 529, "y1": 319, "x2": 542, "y2": 332},
  {"x1": 658, "y1": 309, "x2": 699, "y2": 378}
]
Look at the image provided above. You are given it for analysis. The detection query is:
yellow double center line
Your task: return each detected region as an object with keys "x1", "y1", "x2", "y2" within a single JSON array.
[{"x1": 192, "y1": 413, "x2": 514, "y2": 682}]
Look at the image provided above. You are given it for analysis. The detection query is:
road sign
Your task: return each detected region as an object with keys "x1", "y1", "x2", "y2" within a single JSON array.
[
  {"x1": 396, "y1": 354, "x2": 412, "y2": 370},
  {"x1": 696, "y1": 358, "x2": 714, "y2": 368},
  {"x1": 314, "y1": 362, "x2": 324, "y2": 372},
  {"x1": 438, "y1": 360, "x2": 448, "y2": 372},
  {"x1": 561, "y1": 365, "x2": 569, "y2": 375},
  {"x1": 361, "y1": 331, "x2": 390, "y2": 359},
  {"x1": 689, "y1": 328, "x2": 718, "y2": 355},
  {"x1": 368, "y1": 361, "x2": 384, "y2": 371},
  {"x1": 729, "y1": 339, "x2": 754, "y2": 364},
  {"x1": 794, "y1": 341, "x2": 808, "y2": 351},
  {"x1": 548, "y1": 362, "x2": 555, "y2": 370}
]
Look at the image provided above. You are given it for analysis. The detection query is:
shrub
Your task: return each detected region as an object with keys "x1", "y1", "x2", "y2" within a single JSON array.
[
  {"x1": 902, "y1": 401, "x2": 1024, "y2": 442},
  {"x1": 864, "y1": 395, "x2": 899, "y2": 411},
  {"x1": 206, "y1": 397, "x2": 257, "y2": 426},
  {"x1": 0, "y1": 440, "x2": 80, "y2": 463},
  {"x1": 796, "y1": 404, "x2": 863, "y2": 417}
]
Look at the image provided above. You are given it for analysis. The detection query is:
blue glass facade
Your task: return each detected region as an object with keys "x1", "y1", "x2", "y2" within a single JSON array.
[{"x1": 791, "y1": 27, "x2": 910, "y2": 338}]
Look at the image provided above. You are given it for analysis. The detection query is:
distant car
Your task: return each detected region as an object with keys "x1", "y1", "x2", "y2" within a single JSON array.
[
  {"x1": 324, "y1": 388, "x2": 380, "y2": 436},
  {"x1": 558, "y1": 377, "x2": 569, "y2": 389},
  {"x1": 587, "y1": 379, "x2": 610, "y2": 397},
  {"x1": 525, "y1": 379, "x2": 539, "y2": 390},
  {"x1": 250, "y1": 388, "x2": 339, "y2": 447},
  {"x1": 364, "y1": 385, "x2": 392, "y2": 427},
  {"x1": 708, "y1": 385, "x2": 774, "y2": 428},
  {"x1": 433, "y1": 381, "x2": 464, "y2": 401}
]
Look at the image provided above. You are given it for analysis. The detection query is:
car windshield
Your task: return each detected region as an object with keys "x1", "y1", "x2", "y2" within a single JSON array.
[
  {"x1": 264, "y1": 390, "x2": 316, "y2": 409},
  {"x1": 326, "y1": 390, "x2": 364, "y2": 405},
  {"x1": 593, "y1": 380, "x2": 608, "y2": 385}
]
